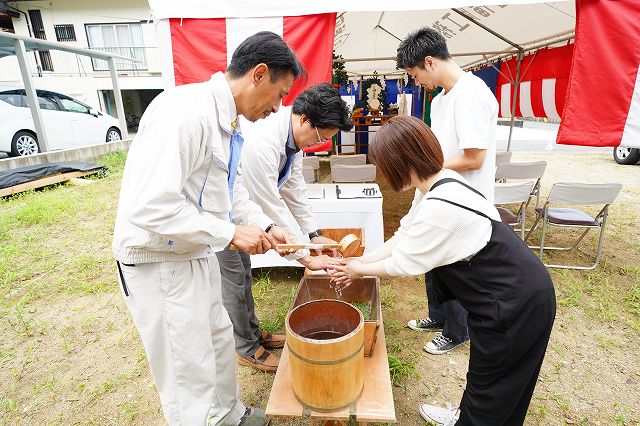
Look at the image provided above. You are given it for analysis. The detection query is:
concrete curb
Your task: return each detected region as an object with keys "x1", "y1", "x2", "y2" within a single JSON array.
[{"x1": 0, "y1": 139, "x2": 133, "y2": 171}]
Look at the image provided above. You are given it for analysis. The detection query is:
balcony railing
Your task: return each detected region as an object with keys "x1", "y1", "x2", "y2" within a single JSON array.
[
  {"x1": 90, "y1": 46, "x2": 149, "y2": 71},
  {"x1": 27, "y1": 46, "x2": 160, "y2": 77}
]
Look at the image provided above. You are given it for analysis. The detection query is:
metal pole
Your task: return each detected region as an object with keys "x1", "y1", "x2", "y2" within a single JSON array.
[
  {"x1": 108, "y1": 57, "x2": 129, "y2": 139},
  {"x1": 14, "y1": 38, "x2": 49, "y2": 152},
  {"x1": 506, "y1": 51, "x2": 524, "y2": 152},
  {"x1": 452, "y1": 8, "x2": 522, "y2": 50}
]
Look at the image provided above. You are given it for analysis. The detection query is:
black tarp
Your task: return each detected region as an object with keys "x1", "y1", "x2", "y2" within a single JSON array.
[{"x1": 0, "y1": 161, "x2": 106, "y2": 189}]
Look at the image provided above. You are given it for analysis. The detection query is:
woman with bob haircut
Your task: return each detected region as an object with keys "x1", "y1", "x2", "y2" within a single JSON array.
[{"x1": 331, "y1": 115, "x2": 556, "y2": 426}]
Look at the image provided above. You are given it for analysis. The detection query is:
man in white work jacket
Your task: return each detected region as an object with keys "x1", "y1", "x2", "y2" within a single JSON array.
[
  {"x1": 112, "y1": 32, "x2": 303, "y2": 426},
  {"x1": 216, "y1": 83, "x2": 354, "y2": 372}
]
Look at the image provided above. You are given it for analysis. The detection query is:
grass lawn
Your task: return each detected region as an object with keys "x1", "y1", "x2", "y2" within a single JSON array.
[{"x1": 0, "y1": 150, "x2": 638, "y2": 425}]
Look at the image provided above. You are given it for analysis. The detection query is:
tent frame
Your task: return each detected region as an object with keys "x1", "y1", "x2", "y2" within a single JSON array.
[
  {"x1": 0, "y1": 32, "x2": 140, "y2": 152},
  {"x1": 333, "y1": 8, "x2": 574, "y2": 151}
]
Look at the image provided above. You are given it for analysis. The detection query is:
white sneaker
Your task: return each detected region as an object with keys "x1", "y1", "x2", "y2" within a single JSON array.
[
  {"x1": 424, "y1": 332, "x2": 466, "y2": 355},
  {"x1": 407, "y1": 317, "x2": 444, "y2": 332},
  {"x1": 419, "y1": 404, "x2": 459, "y2": 426}
]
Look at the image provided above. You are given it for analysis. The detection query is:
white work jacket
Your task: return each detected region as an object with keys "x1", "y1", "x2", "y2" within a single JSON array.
[
  {"x1": 238, "y1": 106, "x2": 317, "y2": 258},
  {"x1": 113, "y1": 72, "x2": 273, "y2": 264}
]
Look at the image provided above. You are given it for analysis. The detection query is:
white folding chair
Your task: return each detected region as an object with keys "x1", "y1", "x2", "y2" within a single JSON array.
[
  {"x1": 330, "y1": 164, "x2": 377, "y2": 183},
  {"x1": 494, "y1": 181, "x2": 535, "y2": 240},
  {"x1": 301, "y1": 166, "x2": 317, "y2": 183},
  {"x1": 496, "y1": 150, "x2": 513, "y2": 166},
  {"x1": 302, "y1": 156, "x2": 320, "y2": 182},
  {"x1": 495, "y1": 161, "x2": 547, "y2": 208},
  {"x1": 329, "y1": 154, "x2": 367, "y2": 167},
  {"x1": 524, "y1": 182, "x2": 622, "y2": 270}
]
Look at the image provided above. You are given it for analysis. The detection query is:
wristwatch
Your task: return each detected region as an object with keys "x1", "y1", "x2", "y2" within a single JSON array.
[
  {"x1": 308, "y1": 229, "x2": 323, "y2": 239},
  {"x1": 265, "y1": 223, "x2": 277, "y2": 233}
]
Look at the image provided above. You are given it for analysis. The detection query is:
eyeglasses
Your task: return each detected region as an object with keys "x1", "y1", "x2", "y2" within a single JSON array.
[{"x1": 314, "y1": 126, "x2": 330, "y2": 144}]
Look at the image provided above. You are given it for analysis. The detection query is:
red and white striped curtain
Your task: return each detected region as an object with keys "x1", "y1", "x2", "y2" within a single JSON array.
[{"x1": 496, "y1": 43, "x2": 573, "y2": 120}]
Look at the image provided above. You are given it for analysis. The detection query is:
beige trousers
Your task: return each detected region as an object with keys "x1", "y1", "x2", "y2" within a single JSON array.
[{"x1": 118, "y1": 256, "x2": 245, "y2": 426}]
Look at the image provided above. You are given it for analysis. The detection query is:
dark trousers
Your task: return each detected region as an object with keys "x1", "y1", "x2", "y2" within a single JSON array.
[
  {"x1": 216, "y1": 248, "x2": 262, "y2": 357},
  {"x1": 425, "y1": 271, "x2": 469, "y2": 343}
]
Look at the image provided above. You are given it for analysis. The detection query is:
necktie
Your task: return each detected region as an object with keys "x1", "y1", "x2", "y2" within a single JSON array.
[
  {"x1": 227, "y1": 120, "x2": 244, "y2": 217},
  {"x1": 277, "y1": 151, "x2": 295, "y2": 188}
]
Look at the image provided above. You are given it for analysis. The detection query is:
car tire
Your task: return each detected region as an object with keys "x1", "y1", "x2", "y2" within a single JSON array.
[
  {"x1": 106, "y1": 127, "x2": 122, "y2": 142},
  {"x1": 613, "y1": 147, "x2": 640, "y2": 165},
  {"x1": 10, "y1": 131, "x2": 40, "y2": 157}
]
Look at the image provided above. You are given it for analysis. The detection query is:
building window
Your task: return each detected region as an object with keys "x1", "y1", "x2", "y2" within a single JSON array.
[
  {"x1": 28, "y1": 9, "x2": 54, "y2": 71},
  {"x1": 85, "y1": 23, "x2": 147, "y2": 71},
  {"x1": 54, "y1": 24, "x2": 76, "y2": 41},
  {"x1": 0, "y1": 11, "x2": 16, "y2": 33}
]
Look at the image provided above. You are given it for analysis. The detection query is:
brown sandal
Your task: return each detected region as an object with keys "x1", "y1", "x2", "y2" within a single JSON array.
[
  {"x1": 237, "y1": 346, "x2": 280, "y2": 373},
  {"x1": 260, "y1": 330, "x2": 286, "y2": 350}
]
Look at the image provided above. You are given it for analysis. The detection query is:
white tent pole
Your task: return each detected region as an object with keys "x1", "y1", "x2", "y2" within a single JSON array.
[
  {"x1": 507, "y1": 51, "x2": 524, "y2": 152},
  {"x1": 452, "y1": 8, "x2": 522, "y2": 50},
  {"x1": 487, "y1": 60, "x2": 513, "y2": 83},
  {"x1": 108, "y1": 57, "x2": 129, "y2": 139},
  {"x1": 13, "y1": 38, "x2": 50, "y2": 153}
]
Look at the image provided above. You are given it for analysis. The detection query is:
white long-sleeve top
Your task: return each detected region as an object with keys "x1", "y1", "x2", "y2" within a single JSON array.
[
  {"x1": 384, "y1": 169, "x2": 501, "y2": 276},
  {"x1": 237, "y1": 106, "x2": 317, "y2": 259},
  {"x1": 112, "y1": 72, "x2": 273, "y2": 264}
]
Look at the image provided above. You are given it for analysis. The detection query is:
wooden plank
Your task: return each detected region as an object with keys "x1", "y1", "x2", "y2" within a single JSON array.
[
  {"x1": 363, "y1": 322, "x2": 379, "y2": 357},
  {"x1": 352, "y1": 315, "x2": 396, "y2": 423},
  {"x1": 0, "y1": 170, "x2": 98, "y2": 197},
  {"x1": 266, "y1": 316, "x2": 396, "y2": 423}
]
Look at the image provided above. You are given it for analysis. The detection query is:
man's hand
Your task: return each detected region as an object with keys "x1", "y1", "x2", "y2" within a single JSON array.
[
  {"x1": 443, "y1": 148, "x2": 486, "y2": 173},
  {"x1": 311, "y1": 236, "x2": 338, "y2": 256},
  {"x1": 265, "y1": 226, "x2": 297, "y2": 255},
  {"x1": 299, "y1": 254, "x2": 342, "y2": 271},
  {"x1": 231, "y1": 225, "x2": 272, "y2": 254}
]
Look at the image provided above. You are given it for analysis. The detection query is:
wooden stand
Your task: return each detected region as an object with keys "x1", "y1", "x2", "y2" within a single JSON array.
[
  {"x1": 0, "y1": 169, "x2": 101, "y2": 197},
  {"x1": 266, "y1": 316, "x2": 395, "y2": 425}
]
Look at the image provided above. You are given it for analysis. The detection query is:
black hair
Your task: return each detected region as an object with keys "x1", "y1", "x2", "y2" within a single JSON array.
[
  {"x1": 396, "y1": 27, "x2": 451, "y2": 69},
  {"x1": 292, "y1": 83, "x2": 353, "y2": 132},
  {"x1": 227, "y1": 31, "x2": 305, "y2": 81}
]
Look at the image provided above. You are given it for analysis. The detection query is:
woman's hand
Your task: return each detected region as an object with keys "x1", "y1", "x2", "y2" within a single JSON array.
[{"x1": 329, "y1": 259, "x2": 364, "y2": 287}]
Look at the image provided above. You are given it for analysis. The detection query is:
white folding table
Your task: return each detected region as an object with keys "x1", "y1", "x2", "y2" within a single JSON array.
[{"x1": 250, "y1": 183, "x2": 384, "y2": 268}]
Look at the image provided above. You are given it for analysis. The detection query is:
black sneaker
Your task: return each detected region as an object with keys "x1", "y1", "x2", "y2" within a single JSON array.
[
  {"x1": 407, "y1": 318, "x2": 444, "y2": 332},
  {"x1": 237, "y1": 407, "x2": 270, "y2": 426},
  {"x1": 423, "y1": 332, "x2": 467, "y2": 355}
]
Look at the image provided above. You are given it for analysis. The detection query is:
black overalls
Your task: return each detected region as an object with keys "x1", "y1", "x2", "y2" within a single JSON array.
[{"x1": 428, "y1": 178, "x2": 556, "y2": 426}]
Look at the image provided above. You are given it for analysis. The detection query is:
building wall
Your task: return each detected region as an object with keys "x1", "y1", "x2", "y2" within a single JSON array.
[{"x1": 0, "y1": 0, "x2": 162, "y2": 110}]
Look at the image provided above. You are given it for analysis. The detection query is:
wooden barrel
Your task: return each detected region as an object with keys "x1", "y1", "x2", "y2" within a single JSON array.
[{"x1": 286, "y1": 299, "x2": 364, "y2": 412}]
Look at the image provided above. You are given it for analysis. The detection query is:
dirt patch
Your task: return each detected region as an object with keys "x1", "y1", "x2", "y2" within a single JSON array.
[{"x1": 1, "y1": 152, "x2": 638, "y2": 425}]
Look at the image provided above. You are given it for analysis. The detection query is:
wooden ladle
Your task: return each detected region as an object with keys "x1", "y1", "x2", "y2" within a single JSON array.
[{"x1": 276, "y1": 233, "x2": 361, "y2": 257}]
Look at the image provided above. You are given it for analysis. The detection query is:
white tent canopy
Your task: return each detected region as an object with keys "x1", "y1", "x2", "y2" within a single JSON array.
[
  {"x1": 149, "y1": 0, "x2": 575, "y2": 75},
  {"x1": 149, "y1": 0, "x2": 566, "y2": 19},
  {"x1": 335, "y1": 3, "x2": 574, "y2": 75}
]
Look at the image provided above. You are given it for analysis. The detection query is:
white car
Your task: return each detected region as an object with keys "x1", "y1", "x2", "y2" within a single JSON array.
[
  {"x1": 0, "y1": 86, "x2": 122, "y2": 157},
  {"x1": 613, "y1": 146, "x2": 640, "y2": 165}
]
